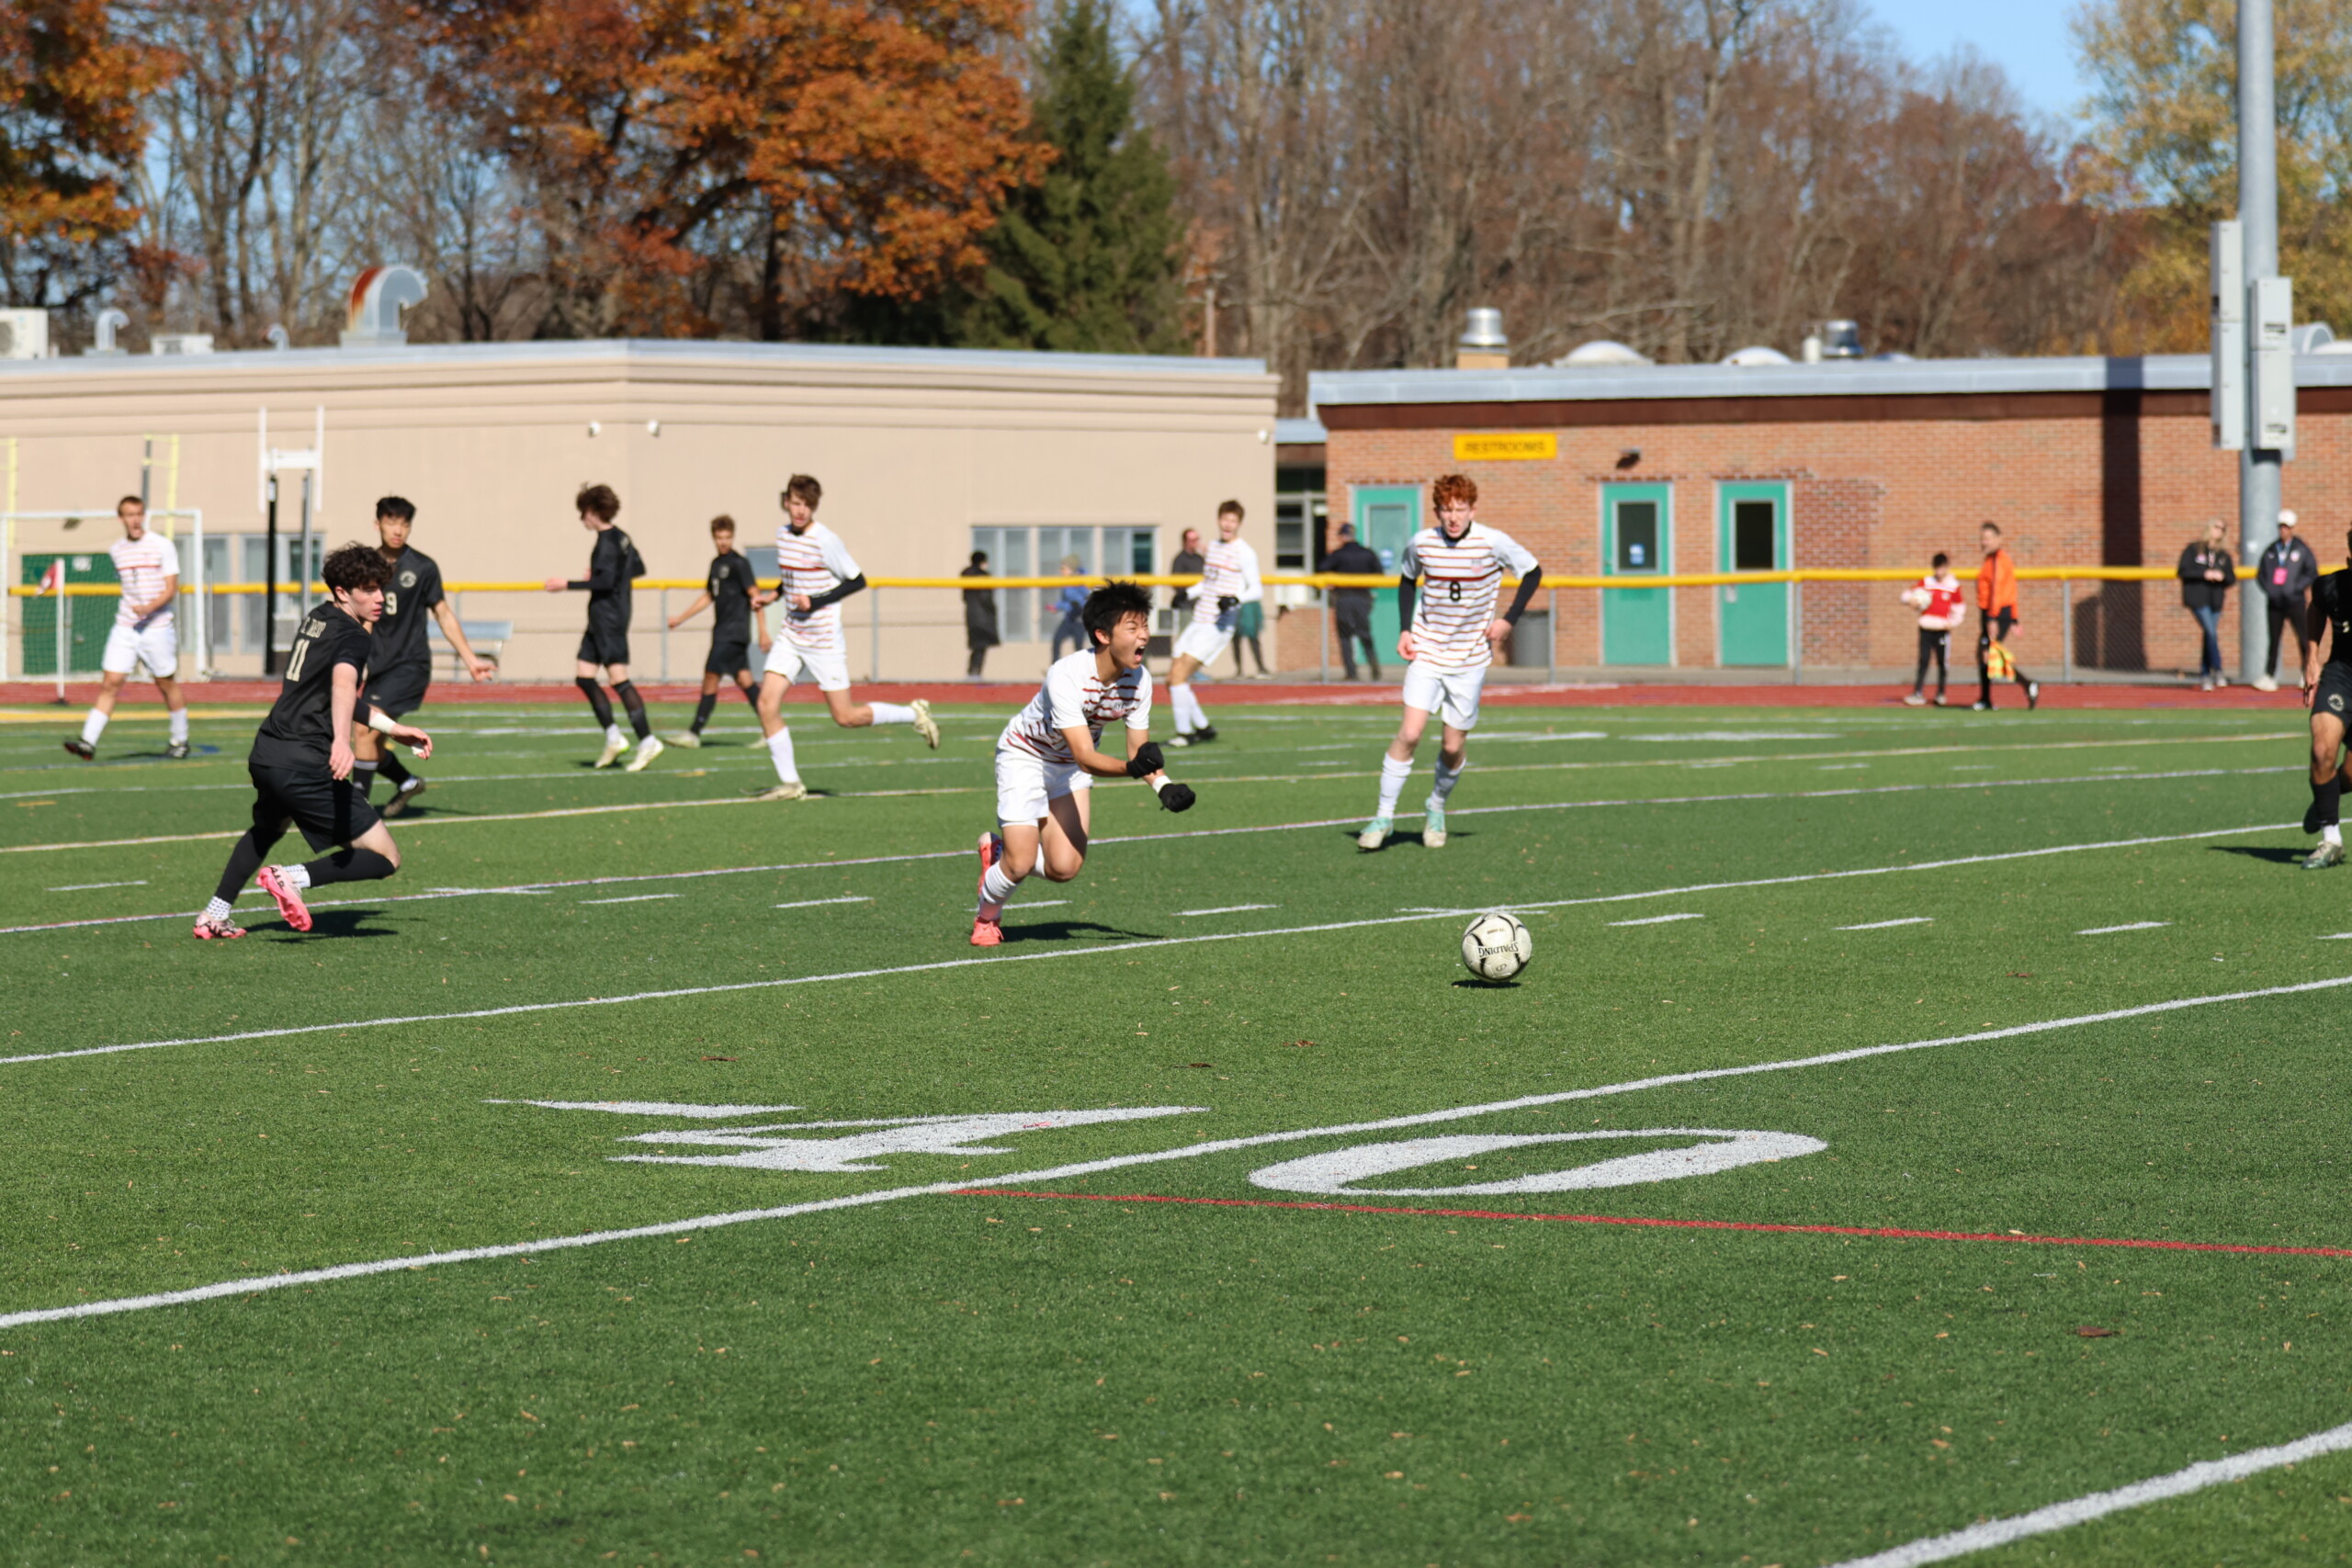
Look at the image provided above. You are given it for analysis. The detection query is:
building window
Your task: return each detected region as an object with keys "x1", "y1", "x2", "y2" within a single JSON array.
[{"x1": 969, "y1": 525, "x2": 1155, "y2": 642}]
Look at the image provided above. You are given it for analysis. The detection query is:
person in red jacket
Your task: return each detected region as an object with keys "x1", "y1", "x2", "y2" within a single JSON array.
[
  {"x1": 1901, "y1": 552, "x2": 1967, "y2": 705},
  {"x1": 1974, "y1": 522, "x2": 2040, "y2": 711}
]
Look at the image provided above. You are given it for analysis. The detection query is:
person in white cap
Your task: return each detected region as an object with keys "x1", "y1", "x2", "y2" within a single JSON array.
[{"x1": 2256, "y1": 509, "x2": 2319, "y2": 693}]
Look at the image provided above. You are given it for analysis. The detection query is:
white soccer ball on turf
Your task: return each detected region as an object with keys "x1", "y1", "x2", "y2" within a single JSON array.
[{"x1": 1460, "y1": 910, "x2": 1532, "y2": 982}]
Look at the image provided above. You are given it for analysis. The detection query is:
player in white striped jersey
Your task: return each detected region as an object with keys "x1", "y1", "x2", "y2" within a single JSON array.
[
  {"x1": 66, "y1": 497, "x2": 193, "y2": 761},
  {"x1": 1359, "y1": 474, "x2": 1542, "y2": 851},
  {"x1": 971, "y1": 581, "x2": 1194, "y2": 946},
  {"x1": 744, "y1": 473, "x2": 939, "y2": 800},
  {"x1": 1166, "y1": 501, "x2": 1261, "y2": 746}
]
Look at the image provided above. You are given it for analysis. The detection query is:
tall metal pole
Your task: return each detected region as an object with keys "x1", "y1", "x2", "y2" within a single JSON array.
[
  {"x1": 264, "y1": 474, "x2": 280, "y2": 674},
  {"x1": 2239, "y1": 0, "x2": 2282, "y2": 682}
]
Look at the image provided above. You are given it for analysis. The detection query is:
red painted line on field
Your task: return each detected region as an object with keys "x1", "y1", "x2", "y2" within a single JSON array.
[{"x1": 955, "y1": 1188, "x2": 2352, "y2": 1259}]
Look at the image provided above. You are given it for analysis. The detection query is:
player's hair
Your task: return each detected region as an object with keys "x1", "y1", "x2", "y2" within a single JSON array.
[
  {"x1": 784, "y1": 474, "x2": 822, "y2": 509},
  {"x1": 1216, "y1": 499, "x2": 1244, "y2": 522},
  {"x1": 710, "y1": 513, "x2": 736, "y2": 536},
  {"x1": 1081, "y1": 580, "x2": 1154, "y2": 646},
  {"x1": 117, "y1": 494, "x2": 143, "y2": 513},
  {"x1": 576, "y1": 483, "x2": 620, "y2": 523},
  {"x1": 1931, "y1": 552, "x2": 1949, "y2": 569},
  {"x1": 376, "y1": 495, "x2": 416, "y2": 524},
  {"x1": 1979, "y1": 519, "x2": 2002, "y2": 536},
  {"x1": 322, "y1": 541, "x2": 393, "y2": 592},
  {"x1": 1431, "y1": 474, "x2": 1478, "y2": 510}
]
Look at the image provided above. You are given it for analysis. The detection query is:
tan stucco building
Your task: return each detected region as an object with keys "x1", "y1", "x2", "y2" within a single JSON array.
[{"x1": 0, "y1": 340, "x2": 1278, "y2": 682}]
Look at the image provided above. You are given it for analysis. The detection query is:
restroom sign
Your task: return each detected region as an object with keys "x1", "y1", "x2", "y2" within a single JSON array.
[{"x1": 1453, "y1": 433, "x2": 1556, "y2": 462}]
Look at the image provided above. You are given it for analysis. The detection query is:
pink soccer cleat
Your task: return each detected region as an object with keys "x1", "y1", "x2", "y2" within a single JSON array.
[
  {"x1": 256, "y1": 865, "x2": 313, "y2": 932},
  {"x1": 191, "y1": 915, "x2": 245, "y2": 941},
  {"x1": 969, "y1": 917, "x2": 1002, "y2": 948}
]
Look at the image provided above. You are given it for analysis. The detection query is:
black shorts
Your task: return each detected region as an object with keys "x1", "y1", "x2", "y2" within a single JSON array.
[
  {"x1": 705, "y1": 636, "x2": 752, "y2": 677},
  {"x1": 248, "y1": 755, "x2": 383, "y2": 853},
  {"x1": 577, "y1": 615, "x2": 631, "y2": 668},
  {"x1": 2314, "y1": 664, "x2": 2352, "y2": 722},
  {"x1": 365, "y1": 662, "x2": 431, "y2": 719}
]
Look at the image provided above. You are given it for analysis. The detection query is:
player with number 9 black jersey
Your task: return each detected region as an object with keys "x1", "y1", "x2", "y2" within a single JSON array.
[
  {"x1": 354, "y1": 496, "x2": 494, "y2": 818},
  {"x1": 664, "y1": 513, "x2": 769, "y2": 747}
]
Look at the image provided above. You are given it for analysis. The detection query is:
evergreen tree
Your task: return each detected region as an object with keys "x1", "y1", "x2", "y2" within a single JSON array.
[{"x1": 955, "y1": 0, "x2": 1186, "y2": 354}]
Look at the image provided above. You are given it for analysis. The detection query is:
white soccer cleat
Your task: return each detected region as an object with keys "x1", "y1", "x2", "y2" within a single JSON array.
[
  {"x1": 1357, "y1": 817, "x2": 1391, "y2": 851},
  {"x1": 594, "y1": 735, "x2": 629, "y2": 769},
  {"x1": 911, "y1": 698, "x2": 941, "y2": 750},
  {"x1": 2254, "y1": 674, "x2": 2279, "y2": 693},
  {"x1": 623, "y1": 734, "x2": 666, "y2": 773},
  {"x1": 1422, "y1": 805, "x2": 1447, "y2": 849},
  {"x1": 749, "y1": 780, "x2": 808, "y2": 801},
  {"x1": 668, "y1": 730, "x2": 704, "y2": 748}
]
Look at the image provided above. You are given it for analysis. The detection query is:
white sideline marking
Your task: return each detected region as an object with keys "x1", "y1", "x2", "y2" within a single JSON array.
[
  {"x1": 2079, "y1": 921, "x2": 2171, "y2": 934},
  {"x1": 0, "y1": 766, "x2": 2297, "y2": 938},
  {"x1": 0, "y1": 821, "x2": 2303, "y2": 1069},
  {"x1": 2320, "y1": 933, "x2": 2352, "y2": 941},
  {"x1": 7, "y1": 972, "x2": 2352, "y2": 1332},
  {"x1": 773, "y1": 897, "x2": 871, "y2": 909},
  {"x1": 1838, "y1": 917, "x2": 1934, "y2": 930},
  {"x1": 578, "y1": 894, "x2": 679, "y2": 906},
  {"x1": 1825, "y1": 1419, "x2": 2352, "y2": 1567},
  {"x1": 47, "y1": 880, "x2": 146, "y2": 892},
  {"x1": 1607, "y1": 913, "x2": 1703, "y2": 926},
  {"x1": 1015, "y1": 900, "x2": 1069, "y2": 908},
  {"x1": 1176, "y1": 904, "x2": 1279, "y2": 917}
]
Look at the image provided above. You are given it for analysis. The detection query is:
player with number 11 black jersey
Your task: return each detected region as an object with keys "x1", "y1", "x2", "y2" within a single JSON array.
[{"x1": 2300, "y1": 542, "x2": 2352, "y2": 870}]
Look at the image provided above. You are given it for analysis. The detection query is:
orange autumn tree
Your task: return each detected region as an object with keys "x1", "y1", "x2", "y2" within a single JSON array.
[
  {"x1": 415, "y1": 0, "x2": 1046, "y2": 338},
  {"x1": 0, "y1": 0, "x2": 161, "y2": 311}
]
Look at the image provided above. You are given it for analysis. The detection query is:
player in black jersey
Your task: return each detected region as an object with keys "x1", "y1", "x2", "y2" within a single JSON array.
[
  {"x1": 663, "y1": 513, "x2": 768, "y2": 747},
  {"x1": 355, "y1": 496, "x2": 495, "y2": 818},
  {"x1": 541, "y1": 483, "x2": 661, "y2": 772},
  {"x1": 2300, "y1": 543, "x2": 2352, "y2": 870},
  {"x1": 193, "y1": 543, "x2": 435, "y2": 940}
]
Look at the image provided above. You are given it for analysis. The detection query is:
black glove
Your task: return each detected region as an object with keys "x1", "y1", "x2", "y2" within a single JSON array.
[
  {"x1": 1157, "y1": 781, "x2": 1196, "y2": 813},
  {"x1": 1216, "y1": 595, "x2": 1239, "y2": 613},
  {"x1": 1125, "y1": 741, "x2": 1166, "y2": 779}
]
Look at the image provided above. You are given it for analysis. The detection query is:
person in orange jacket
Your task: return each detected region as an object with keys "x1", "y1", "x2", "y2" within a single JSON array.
[{"x1": 1974, "y1": 521, "x2": 2040, "y2": 710}]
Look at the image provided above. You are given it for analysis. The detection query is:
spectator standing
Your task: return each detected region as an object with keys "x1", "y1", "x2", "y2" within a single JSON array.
[
  {"x1": 1318, "y1": 523, "x2": 1384, "y2": 680},
  {"x1": 1899, "y1": 552, "x2": 1967, "y2": 706},
  {"x1": 1973, "y1": 522, "x2": 2040, "y2": 710},
  {"x1": 1169, "y1": 528, "x2": 1204, "y2": 618},
  {"x1": 961, "y1": 550, "x2": 998, "y2": 680},
  {"x1": 1048, "y1": 557, "x2": 1090, "y2": 659},
  {"x1": 1231, "y1": 597, "x2": 1271, "y2": 676},
  {"x1": 2177, "y1": 519, "x2": 2238, "y2": 691},
  {"x1": 2255, "y1": 509, "x2": 2318, "y2": 692}
]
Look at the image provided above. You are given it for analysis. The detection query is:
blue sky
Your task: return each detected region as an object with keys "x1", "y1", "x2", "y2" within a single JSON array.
[{"x1": 1867, "y1": 0, "x2": 2093, "y2": 130}]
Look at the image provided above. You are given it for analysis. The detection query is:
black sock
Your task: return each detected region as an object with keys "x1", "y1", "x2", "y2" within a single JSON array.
[
  {"x1": 692, "y1": 692, "x2": 718, "y2": 732},
  {"x1": 379, "y1": 750, "x2": 413, "y2": 790},
  {"x1": 612, "y1": 681, "x2": 651, "y2": 739},
  {"x1": 577, "y1": 676, "x2": 616, "y2": 729},
  {"x1": 2319, "y1": 773, "x2": 2343, "y2": 829},
  {"x1": 212, "y1": 828, "x2": 279, "y2": 904},
  {"x1": 300, "y1": 847, "x2": 397, "y2": 887},
  {"x1": 353, "y1": 761, "x2": 378, "y2": 799},
  {"x1": 739, "y1": 681, "x2": 762, "y2": 713}
]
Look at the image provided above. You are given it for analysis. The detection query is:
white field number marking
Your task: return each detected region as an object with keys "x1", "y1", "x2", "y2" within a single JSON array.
[
  {"x1": 1247, "y1": 1129, "x2": 1825, "y2": 1197},
  {"x1": 2078, "y1": 921, "x2": 2171, "y2": 935},
  {"x1": 591, "y1": 1106, "x2": 1204, "y2": 1173}
]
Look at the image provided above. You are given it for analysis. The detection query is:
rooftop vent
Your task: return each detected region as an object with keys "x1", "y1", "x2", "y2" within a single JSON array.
[
  {"x1": 0, "y1": 309, "x2": 50, "y2": 360},
  {"x1": 1456, "y1": 307, "x2": 1509, "y2": 369},
  {"x1": 1813, "y1": 320, "x2": 1863, "y2": 359},
  {"x1": 151, "y1": 333, "x2": 215, "y2": 355},
  {"x1": 343, "y1": 265, "x2": 428, "y2": 347},
  {"x1": 1555, "y1": 339, "x2": 1651, "y2": 367},
  {"x1": 2292, "y1": 322, "x2": 2335, "y2": 355},
  {"x1": 1720, "y1": 345, "x2": 1792, "y2": 367}
]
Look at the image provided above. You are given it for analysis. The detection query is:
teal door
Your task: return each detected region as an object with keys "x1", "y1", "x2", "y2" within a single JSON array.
[
  {"x1": 1716, "y1": 481, "x2": 1790, "y2": 665},
  {"x1": 1353, "y1": 486, "x2": 1418, "y2": 653},
  {"x1": 1601, "y1": 483, "x2": 1672, "y2": 665},
  {"x1": 19, "y1": 553, "x2": 117, "y2": 676}
]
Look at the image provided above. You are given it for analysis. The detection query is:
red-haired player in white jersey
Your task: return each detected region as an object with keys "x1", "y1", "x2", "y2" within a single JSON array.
[
  {"x1": 744, "y1": 473, "x2": 939, "y2": 800},
  {"x1": 65, "y1": 497, "x2": 193, "y2": 761},
  {"x1": 1358, "y1": 474, "x2": 1542, "y2": 851},
  {"x1": 970, "y1": 581, "x2": 1194, "y2": 945},
  {"x1": 1166, "y1": 501, "x2": 1261, "y2": 746}
]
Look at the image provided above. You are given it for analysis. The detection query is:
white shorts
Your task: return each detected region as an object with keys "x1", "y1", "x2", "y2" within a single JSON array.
[
  {"x1": 995, "y1": 746, "x2": 1091, "y2": 825},
  {"x1": 763, "y1": 640, "x2": 851, "y2": 692},
  {"x1": 1172, "y1": 619, "x2": 1235, "y2": 667},
  {"x1": 101, "y1": 619, "x2": 177, "y2": 679},
  {"x1": 1401, "y1": 659, "x2": 1487, "y2": 730}
]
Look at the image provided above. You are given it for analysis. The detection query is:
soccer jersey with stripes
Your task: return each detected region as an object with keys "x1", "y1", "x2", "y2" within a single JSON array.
[
  {"x1": 1401, "y1": 522, "x2": 1538, "y2": 668},
  {"x1": 1188, "y1": 536, "x2": 1263, "y2": 627},
  {"x1": 109, "y1": 534, "x2": 180, "y2": 627},
  {"x1": 774, "y1": 521, "x2": 862, "y2": 651},
  {"x1": 1000, "y1": 651, "x2": 1153, "y2": 763}
]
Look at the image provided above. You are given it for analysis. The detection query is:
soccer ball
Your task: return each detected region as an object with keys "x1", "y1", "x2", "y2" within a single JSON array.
[
  {"x1": 1900, "y1": 588, "x2": 1928, "y2": 610},
  {"x1": 1460, "y1": 910, "x2": 1532, "y2": 982}
]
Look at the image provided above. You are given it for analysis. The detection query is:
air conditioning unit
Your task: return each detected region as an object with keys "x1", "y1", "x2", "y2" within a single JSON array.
[
  {"x1": 0, "y1": 309, "x2": 51, "y2": 360},
  {"x1": 151, "y1": 333, "x2": 215, "y2": 355}
]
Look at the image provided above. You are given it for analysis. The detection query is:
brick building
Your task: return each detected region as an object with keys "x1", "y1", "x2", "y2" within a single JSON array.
[{"x1": 1300, "y1": 355, "x2": 2352, "y2": 680}]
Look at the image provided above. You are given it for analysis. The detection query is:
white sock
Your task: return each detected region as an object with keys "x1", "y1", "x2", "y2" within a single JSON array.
[
  {"x1": 978, "y1": 861, "x2": 1021, "y2": 915},
  {"x1": 605, "y1": 724, "x2": 626, "y2": 748},
  {"x1": 766, "y1": 727, "x2": 800, "y2": 784},
  {"x1": 869, "y1": 702, "x2": 915, "y2": 725},
  {"x1": 79, "y1": 708, "x2": 107, "y2": 745},
  {"x1": 168, "y1": 708, "x2": 189, "y2": 744},
  {"x1": 1172, "y1": 683, "x2": 1204, "y2": 732},
  {"x1": 203, "y1": 896, "x2": 233, "y2": 920},
  {"x1": 277, "y1": 863, "x2": 311, "y2": 890},
  {"x1": 1375, "y1": 755, "x2": 1412, "y2": 818},
  {"x1": 1429, "y1": 760, "x2": 1464, "y2": 809},
  {"x1": 2327, "y1": 824, "x2": 2344, "y2": 848}
]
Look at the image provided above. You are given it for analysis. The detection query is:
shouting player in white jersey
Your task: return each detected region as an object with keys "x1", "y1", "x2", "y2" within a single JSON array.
[
  {"x1": 65, "y1": 497, "x2": 193, "y2": 761},
  {"x1": 971, "y1": 581, "x2": 1195, "y2": 945},
  {"x1": 1166, "y1": 501, "x2": 1261, "y2": 747},
  {"x1": 1358, "y1": 474, "x2": 1542, "y2": 851},
  {"x1": 744, "y1": 473, "x2": 939, "y2": 800}
]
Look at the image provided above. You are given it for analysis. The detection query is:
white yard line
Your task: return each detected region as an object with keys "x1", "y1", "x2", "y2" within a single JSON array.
[
  {"x1": 2078, "y1": 921, "x2": 2172, "y2": 935},
  {"x1": 1607, "y1": 912, "x2": 1704, "y2": 926},
  {"x1": 6, "y1": 971, "x2": 2350, "y2": 1333},
  {"x1": 1838, "y1": 917, "x2": 1934, "y2": 930},
  {"x1": 47, "y1": 880, "x2": 146, "y2": 892},
  {"x1": 577, "y1": 894, "x2": 679, "y2": 906},
  {"x1": 0, "y1": 821, "x2": 2296, "y2": 1069},
  {"x1": 772, "y1": 896, "x2": 872, "y2": 909},
  {"x1": 1824, "y1": 1419, "x2": 2352, "y2": 1567},
  {"x1": 1175, "y1": 904, "x2": 1280, "y2": 917}
]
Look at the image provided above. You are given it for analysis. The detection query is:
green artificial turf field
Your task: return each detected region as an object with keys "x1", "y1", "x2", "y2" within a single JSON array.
[{"x1": 6, "y1": 695, "x2": 2352, "y2": 1566}]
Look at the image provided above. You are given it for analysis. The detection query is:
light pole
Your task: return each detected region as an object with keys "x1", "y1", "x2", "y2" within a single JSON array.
[{"x1": 2235, "y1": 0, "x2": 2290, "y2": 683}]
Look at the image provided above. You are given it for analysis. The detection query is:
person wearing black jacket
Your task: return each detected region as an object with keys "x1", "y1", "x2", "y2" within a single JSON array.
[
  {"x1": 2177, "y1": 519, "x2": 2237, "y2": 691},
  {"x1": 1317, "y1": 523, "x2": 1385, "y2": 680},
  {"x1": 542, "y1": 482, "x2": 658, "y2": 770},
  {"x1": 2256, "y1": 509, "x2": 2319, "y2": 691},
  {"x1": 962, "y1": 550, "x2": 999, "y2": 679},
  {"x1": 1168, "y1": 528, "x2": 1204, "y2": 616}
]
